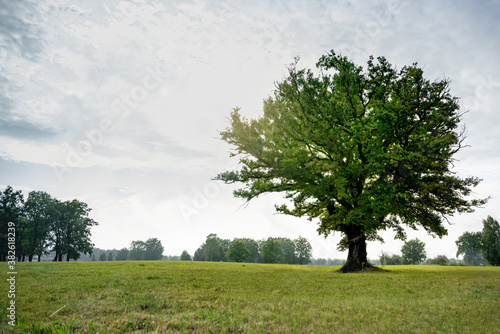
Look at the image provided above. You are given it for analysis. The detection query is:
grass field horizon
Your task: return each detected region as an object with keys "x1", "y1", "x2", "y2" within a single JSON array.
[{"x1": 1, "y1": 261, "x2": 499, "y2": 333}]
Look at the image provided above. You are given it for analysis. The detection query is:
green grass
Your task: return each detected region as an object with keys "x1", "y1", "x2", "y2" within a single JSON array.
[{"x1": 1, "y1": 261, "x2": 499, "y2": 333}]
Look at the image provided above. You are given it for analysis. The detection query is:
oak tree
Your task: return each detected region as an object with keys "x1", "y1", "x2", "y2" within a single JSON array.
[{"x1": 216, "y1": 50, "x2": 487, "y2": 272}]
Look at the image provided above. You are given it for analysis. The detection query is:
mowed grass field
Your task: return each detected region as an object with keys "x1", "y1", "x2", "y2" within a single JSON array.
[{"x1": 1, "y1": 261, "x2": 499, "y2": 333}]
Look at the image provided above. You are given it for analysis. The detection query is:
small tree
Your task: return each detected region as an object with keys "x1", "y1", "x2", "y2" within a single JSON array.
[
  {"x1": 226, "y1": 240, "x2": 251, "y2": 263},
  {"x1": 115, "y1": 248, "x2": 129, "y2": 261},
  {"x1": 238, "y1": 238, "x2": 260, "y2": 263},
  {"x1": 481, "y1": 216, "x2": 500, "y2": 266},
  {"x1": 144, "y1": 238, "x2": 164, "y2": 260},
  {"x1": 261, "y1": 238, "x2": 284, "y2": 264},
  {"x1": 379, "y1": 251, "x2": 389, "y2": 266},
  {"x1": 456, "y1": 231, "x2": 487, "y2": 265},
  {"x1": 107, "y1": 252, "x2": 114, "y2": 261},
  {"x1": 180, "y1": 250, "x2": 191, "y2": 261},
  {"x1": 401, "y1": 239, "x2": 426, "y2": 264},
  {"x1": 277, "y1": 237, "x2": 296, "y2": 264},
  {"x1": 294, "y1": 236, "x2": 312, "y2": 264},
  {"x1": 204, "y1": 234, "x2": 223, "y2": 262},
  {"x1": 193, "y1": 246, "x2": 205, "y2": 261},
  {"x1": 129, "y1": 241, "x2": 146, "y2": 260},
  {"x1": 99, "y1": 252, "x2": 106, "y2": 261}
]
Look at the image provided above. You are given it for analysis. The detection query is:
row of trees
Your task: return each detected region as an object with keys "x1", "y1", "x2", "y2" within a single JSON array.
[
  {"x1": 456, "y1": 216, "x2": 500, "y2": 266},
  {"x1": 188, "y1": 234, "x2": 312, "y2": 264},
  {"x1": 91, "y1": 238, "x2": 165, "y2": 261},
  {"x1": 380, "y1": 239, "x2": 428, "y2": 265},
  {"x1": 379, "y1": 217, "x2": 500, "y2": 266},
  {"x1": 0, "y1": 186, "x2": 97, "y2": 262}
]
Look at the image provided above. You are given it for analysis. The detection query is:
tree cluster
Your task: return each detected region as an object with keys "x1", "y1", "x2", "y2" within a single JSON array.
[
  {"x1": 380, "y1": 238, "x2": 427, "y2": 265},
  {"x1": 456, "y1": 216, "x2": 500, "y2": 266},
  {"x1": 190, "y1": 234, "x2": 312, "y2": 264},
  {"x1": 90, "y1": 238, "x2": 165, "y2": 261},
  {"x1": 0, "y1": 186, "x2": 97, "y2": 262}
]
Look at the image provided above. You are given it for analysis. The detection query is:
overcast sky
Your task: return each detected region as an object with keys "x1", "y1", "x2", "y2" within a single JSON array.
[{"x1": 1, "y1": 0, "x2": 499, "y2": 260}]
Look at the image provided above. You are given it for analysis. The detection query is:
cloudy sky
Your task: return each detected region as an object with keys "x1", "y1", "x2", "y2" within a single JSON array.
[{"x1": 1, "y1": 0, "x2": 499, "y2": 260}]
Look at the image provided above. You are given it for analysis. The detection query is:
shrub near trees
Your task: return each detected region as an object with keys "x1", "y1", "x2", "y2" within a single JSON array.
[{"x1": 180, "y1": 250, "x2": 191, "y2": 261}]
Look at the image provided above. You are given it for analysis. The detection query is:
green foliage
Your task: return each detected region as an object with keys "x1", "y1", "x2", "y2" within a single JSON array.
[
  {"x1": 294, "y1": 236, "x2": 313, "y2": 264},
  {"x1": 129, "y1": 241, "x2": 146, "y2": 260},
  {"x1": 144, "y1": 238, "x2": 164, "y2": 260},
  {"x1": 115, "y1": 248, "x2": 129, "y2": 261},
  {"x1": 99, "y1": 253, "x2": 106, "y2": 261},
  {"x1": 194, "y1": 234, "x2": 312, "y2": 264},
  {"x1": 107, "y1": 252, "x2": 114, "y2": 261},
  {"x1": 226, "y1": 240, "x2": 251, "y2": 262},
  {"x1": 193, "y1": 246, "x2": 205, "y2": 261},
  {"x1": 401, "y1": 239, "x2": 427, "y2": 264},
  {"x1": 456, "y1": 231, "x2": 487, "y2": 265},
  {"x1": 237, "y1": 238, "x2": 261, "y2": 263},
  {"x1": 1, "y1": 186, "x2": 97, "y2": 262},
  {"x1": 180, "y1": 250, "x2": 192, "y2": 261},
  {"x1": 23, "y1": 191, "x2": 54, "y2": 261},
  {"x1": 481, "y1": 216, "x2": 500, "y2": 266},
  {"x1": 379, "y1": 252, "x2": 403, "y2": 265},
  {"x1": 426, "y1": 255, "x2": 449, "y2": 265},
  {"x1": 216, "y1": 50, "x2": 487, "y2": 272},
  {"x1": 203, "y1": 234, "x2": 229, "y2": 262},
  {"x1": 261, "y1": 238, "x2": 284, "y2": 264},
  {"x1": 128, "y1": 238, "x2": 164, "y2": 261},
  {"x1": 0, "y1": 186, "x2": 24, "y2": 261}
]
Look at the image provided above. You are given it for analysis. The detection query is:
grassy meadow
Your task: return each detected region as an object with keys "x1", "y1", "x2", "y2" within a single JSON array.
[{"x1": 1, "y1": 261, "x2": 499, "y2": 333}]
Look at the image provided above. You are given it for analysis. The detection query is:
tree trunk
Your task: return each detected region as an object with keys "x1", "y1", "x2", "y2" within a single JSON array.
[{"x1": 339, "y1": 234, "x2": 373, "y2": 273}]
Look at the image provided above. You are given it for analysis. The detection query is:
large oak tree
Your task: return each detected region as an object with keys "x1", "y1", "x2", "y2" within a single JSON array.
[{"x1": 215, "y1": 51, "x2": 487, "y2": 272}]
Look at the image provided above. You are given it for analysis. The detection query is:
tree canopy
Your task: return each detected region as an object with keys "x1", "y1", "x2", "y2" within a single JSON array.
[
  {"x1": 481, "y1": 216, "x2": 500, "y2": 266},
  {"x1": 456, "y1": 231, "x2": 487, "y2": 266},
  {"x1": 216, "y1": 50, "x2": 487, "y2": 272},
  {"x1": 401, "y1": 238, "x2": 427, "y2": 264}
]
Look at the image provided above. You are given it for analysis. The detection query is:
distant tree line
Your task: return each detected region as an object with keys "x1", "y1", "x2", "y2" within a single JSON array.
[
  {"x1": 183, "y1": 234, "x2": 312, "y2": 264},
  {"x1": 378, "y1": 217, "x2": 500, "y2": 266},
  {"x1": 89, "y1": 238, "x2": 165, "y2": 261},
  {"x1": 380, "y1": 239, "x2": 464, "y2": 266},
  {"x1": 456, "y1": 216, "x2": 500, "y2": 266},
  {"x1": 0, "y1": 186, "x2": 97, "y2": 262}
]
